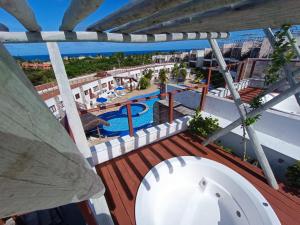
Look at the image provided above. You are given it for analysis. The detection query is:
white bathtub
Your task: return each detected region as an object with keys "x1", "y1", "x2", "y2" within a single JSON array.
[{"x1": 135, "y1": 156, "x2": 280, "y2": 225}]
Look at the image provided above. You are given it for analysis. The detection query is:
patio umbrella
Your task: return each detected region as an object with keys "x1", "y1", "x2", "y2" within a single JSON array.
[
  {"x1": 116, "y1": 86, "x2": 125, "y2": 91},
  {"x1": 96, "y1": 97, "x2": 108, "y2": 103}
]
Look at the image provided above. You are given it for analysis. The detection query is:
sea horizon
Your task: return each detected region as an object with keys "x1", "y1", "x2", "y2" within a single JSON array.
[{"x1": 13, "y1": 48, "x2": 196, "y2": 61}]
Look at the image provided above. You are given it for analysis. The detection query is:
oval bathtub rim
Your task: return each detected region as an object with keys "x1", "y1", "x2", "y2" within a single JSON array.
[{"x1": 135, "y1": 156, "x2": 281, "y2": 225}]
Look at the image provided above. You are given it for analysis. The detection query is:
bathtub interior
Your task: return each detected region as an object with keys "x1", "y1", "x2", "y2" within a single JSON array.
[{"x1": 135, "y1": 156, "x2": 280, "y2": 225}]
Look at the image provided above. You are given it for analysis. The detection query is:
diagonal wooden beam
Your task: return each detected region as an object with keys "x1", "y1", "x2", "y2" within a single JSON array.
[
  {"x1": 112, "y1": 0, "x2": 240, "y2": 33},
  {"x1": 0, "y1": 0, "x2": 41, "y2": 31},
  {"x1": 87, "y1": 0, "x2": 190, "y2": 31},
  {"x1": 47, "y1": 42, "x2": 92, "y2": 158},
  {"x1": 209, "y1": 38, "x2": 278, "y2": 189},
  {"x1": 0, "y1": 43, "x2": 104, "y2": 217},
  {"x1": 60, "y1": 0, "x2": 104, "y2": 31},
  {"x1": 137, "y1": 0, "x2": 300, "y2": 34}
]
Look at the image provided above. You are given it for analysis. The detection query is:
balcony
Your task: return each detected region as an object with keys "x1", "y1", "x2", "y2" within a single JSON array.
[{"x1": 95, "y1": 131, "x2": 300, "y2": 225}]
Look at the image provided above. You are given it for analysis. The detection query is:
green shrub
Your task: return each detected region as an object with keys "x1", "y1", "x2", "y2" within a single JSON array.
[
  {"x1": 139, "y1": 76, "x2": 150, "y2": 90},
  {"x1": 285, "y1": 161, "x2": 300, "y2": 189},
  {"x1": 188, "y1": 110, "x2": 219, "y2": 138}
]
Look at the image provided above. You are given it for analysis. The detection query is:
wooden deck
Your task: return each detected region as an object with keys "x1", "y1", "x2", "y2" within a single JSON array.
[
  {"x1": 95, "y1": 132, "x2": 300, "y2": 225},
  {"x1": 228, "y1": 87, "x2": 264, "y2": 104}
]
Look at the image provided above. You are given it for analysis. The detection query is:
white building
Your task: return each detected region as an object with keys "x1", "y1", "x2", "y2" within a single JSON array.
[{"x1": 38, "y1": 63, "x2": 175, "y2": 119}]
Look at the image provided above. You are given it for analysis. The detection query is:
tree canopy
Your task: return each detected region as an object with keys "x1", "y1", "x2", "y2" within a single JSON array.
[{"x1": 23, "y1": 53, "x2": 153, "y2": 86}]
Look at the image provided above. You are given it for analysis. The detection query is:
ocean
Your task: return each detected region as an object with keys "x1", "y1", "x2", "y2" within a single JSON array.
[{"x1": 14, "y1": 49, "x2": 192, "y2": 61}]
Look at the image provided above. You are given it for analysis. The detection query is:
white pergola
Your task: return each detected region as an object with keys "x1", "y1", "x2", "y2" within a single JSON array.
[{"x1": 1, "y1": 0, "x2": 300, "y2": 221}]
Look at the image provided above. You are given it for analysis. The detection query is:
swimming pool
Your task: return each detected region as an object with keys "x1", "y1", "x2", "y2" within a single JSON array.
[{"x1": 97, "y1": 91, "x2": 160, "y2": 136}]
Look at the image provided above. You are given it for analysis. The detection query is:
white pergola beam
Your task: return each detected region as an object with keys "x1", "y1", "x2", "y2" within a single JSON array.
[
  {"x1": 113, "y1": 0, "x2": 241, "y2": 33},
  {"x1": 60, "y1": 0, "x2": 104, "y2": 31},
  {"x1": 0, "y1": 43, "x2": 104, "y2": 217},
  {"x1": 0, "y1": 0, "x2": 41, "y2": 31},
  {"x1": 0, "y1": 31, "x2": 229, "y2": 43},
  {"x1": 209, "y1": 38, "x2": 279, "y2": 189},
  {"x1": 264, "y1": 28, "x2": 300, "y2": 105},
  {"x1": 47, "y1": 42, "x2": 91, "y2": 158},
  {"x1": 87, "y1": 0, "x2": 190, "y2": 31},
  {"x1": 138, "y1": 0, "x2": 300, "y2": 33}
]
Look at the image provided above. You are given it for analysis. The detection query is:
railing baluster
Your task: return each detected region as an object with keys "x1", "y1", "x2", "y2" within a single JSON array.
[
  {"x1": 126, "y1": 103, "x2": 134, "y2": 136},
  {"x1": 199, "y1": 86, "x2": 207, "y2": 111},
  {"x1": 168, "y1": 92, "x2": 174, "y2": 123}
]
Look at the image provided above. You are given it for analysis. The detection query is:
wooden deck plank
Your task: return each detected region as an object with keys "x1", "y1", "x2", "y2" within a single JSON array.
[
  {"x1": 96, "y1": 131, "x2": 300, "y2": 225},
  {"x1": 95, "y1": 164, "x2": 132, "y2": 225},
  {"x1": 227, "y1": 87, "x2": 264, "y2": 104}
]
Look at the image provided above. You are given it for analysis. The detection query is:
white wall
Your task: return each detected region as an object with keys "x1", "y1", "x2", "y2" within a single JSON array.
[
  {"x1": 91, "y1": 116, "x2": 190, "y2": 165},
  {"x1": 166, "y1": 84, "x2": 300, "y2": 178}
]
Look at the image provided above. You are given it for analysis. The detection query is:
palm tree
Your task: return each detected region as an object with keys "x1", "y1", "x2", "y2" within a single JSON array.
[
  {"x1": 194, "y1": 69, "x2": 204, "y2": 84},
  {"x1": 171, "y1": 63, "x2": 179, "y2": 80},
  {"x1": 158, "y1": 69, "x2": 168, "y2": 99},
  {"x1": 143, "y1": 69, "x2": 154, "y2": 81},
  {"x1": 178, "y1": 68, "x2": 187, "y2": 83}
]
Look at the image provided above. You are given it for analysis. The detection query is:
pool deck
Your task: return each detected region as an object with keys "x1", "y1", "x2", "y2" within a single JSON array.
[{"x1": 95, "y1": 131, "x2": 300, "y2": 225}]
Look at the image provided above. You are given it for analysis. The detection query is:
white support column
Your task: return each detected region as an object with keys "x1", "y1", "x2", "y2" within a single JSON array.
[
  {"x1": 47, "y1": 42, "x2": 91, "y2": 158},
  {"x1": 264, "y1": 28, "x2": 300, "y2": 105},
  {"x1": 209, "y1": 39, "x2": 279, "y2": 189}
]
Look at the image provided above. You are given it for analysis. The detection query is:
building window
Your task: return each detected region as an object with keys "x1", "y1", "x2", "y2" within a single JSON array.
[
  {"x1": 49, "y1": 105, "x2": 56, "y2": 113},
  {"x1": 75, "y1": 93, "x2": 80, "y2": 99},
  {"x1": 93, "y1": 86, "x2": 99, "y2": 92},
  {"x1": 84, "y1": 90, "x2": 89, "y2": 95}
]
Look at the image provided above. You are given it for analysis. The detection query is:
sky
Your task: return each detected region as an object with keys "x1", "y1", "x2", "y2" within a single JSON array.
[{"x1": 0, "y1": 0, "x2": 281, "y2": 56}]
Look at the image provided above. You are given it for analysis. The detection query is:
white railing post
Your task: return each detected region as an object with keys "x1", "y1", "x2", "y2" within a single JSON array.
[{"x1": 208, "y1": 39, "x2": 279, "y2": 189}]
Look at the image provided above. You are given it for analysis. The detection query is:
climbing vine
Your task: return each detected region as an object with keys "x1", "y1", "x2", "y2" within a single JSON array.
[
  {"x1": 240, "y1": 24, "x2": 295, "y2": 162},
  {"x1": 244, "y1": 24, "x2": 295, "y2": 126}
]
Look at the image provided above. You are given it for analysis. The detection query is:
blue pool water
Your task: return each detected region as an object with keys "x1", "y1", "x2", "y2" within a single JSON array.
[
  {"x1": 119, "y1": 103, "x2": 146, "y2": 116},
  {"x1": 98, "y1": 91, "x2": 160, "y2": 136}
]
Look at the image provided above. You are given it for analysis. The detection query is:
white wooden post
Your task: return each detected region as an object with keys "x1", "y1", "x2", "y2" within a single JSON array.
[
  {"x1": 47, "y1": 42, "x2": 91, "y2": 158},
  {"x1": 0, "y1": 43, "x2": 104, "y2": 218},
  {"x1": 209, "y1": 39, "x2": 279, "y2": 189}
]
